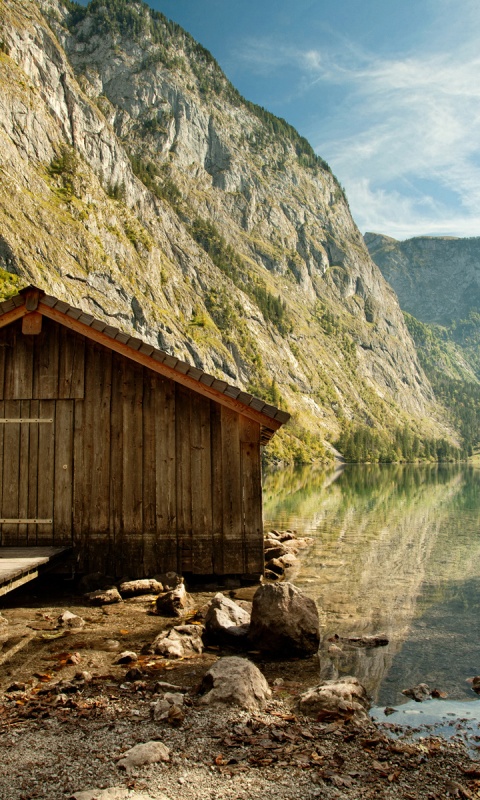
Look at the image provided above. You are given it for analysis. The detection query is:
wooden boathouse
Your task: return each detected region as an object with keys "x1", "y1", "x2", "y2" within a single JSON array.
[{"x1": 0, "y1": 286, "x2": 289, "y2": 580}]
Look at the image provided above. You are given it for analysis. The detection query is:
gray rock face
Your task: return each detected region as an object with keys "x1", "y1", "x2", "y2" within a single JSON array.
[
  {"x1": 0, "y1": 0, "x2": 448, "y2": 456},
  {"x1": 249, "y1": 582, "x2": 320, "y2": 656},
  {"x1": 365, "y1": 232, "x2": 480, "y2": 328},
  {"x1": 298, "y1": 677, "x2": 370, "y2": 723},
  {"x1": 198, "y1": 656, "x2": 271, "y2": 711},
  {"x1": 204, "y1": 592, "x2": 251, "y2": 644}
]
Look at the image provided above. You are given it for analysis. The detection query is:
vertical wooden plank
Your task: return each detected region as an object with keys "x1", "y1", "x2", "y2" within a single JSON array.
[
  {"x1": 58, "y1": 327, "x2": 85, "y2": 399},
  {"x1": 78, "y1": 341, "x2": 112, "y2": 573},
  {"x1": 3, "y1": 325, "x2": 16, "y2": 400},
  {"x1": 72, "y1": 397, "x2": 85, "y2": 570},
  {"x1": 53, "y1": 399, "x2": 74, "y2": 545},
  {"x1": 119, "y1": 358, "x2": 144, "y2": 575},
  {"x1": 142, "y1": 372, "x2": 156, "y2": 574},
  {"x1": 221, "y1": 406, "x2": 243, "y2": 574},
  {"x1": 191, "y1": 393, "x2": 213, "y2": 574},
  {"x1": 155, "y1": 374, "x2": 177, "y2": 572},
  {"x1": 0, "y1": 329, "x2": 7, "y2": 400},
  {"x1": 33, "y1": 318, "x2": 59, "y2": 399},
  {"x1": 109, "y1": 353, "x2": 124, "y2": 576},
  {"x1": 176, "y1": 386, "x2": 192, "y2": 573},
  {"x1": 27, "y1": 399, "x2": 39, "y2": 544},
  {"x1": 240, "y1": 417, "x2": 264, "y2": 576},
  {"x1": 0, "y1": 400, "x2": 4, "y2": 544},
  {"x1": 210, "y1": 402, "x2": 224, "y2": 575},
  {"x1": 13, "y1": 333, "x2": 34, "y2": 399},
  {"x1": 17, "y1": 400, "x2": 31, "y2": 544},
  {"x1": 36, "y1": 400, "x2": 55, "y2": 544},
  {"x1": 1, "y1": 400, "x2": 21, "y2": 545}
]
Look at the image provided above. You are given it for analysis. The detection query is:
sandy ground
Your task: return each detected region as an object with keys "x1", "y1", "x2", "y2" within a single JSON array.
[{"x1": 0, "y1": 576, "x2": 479, "y2": 800}]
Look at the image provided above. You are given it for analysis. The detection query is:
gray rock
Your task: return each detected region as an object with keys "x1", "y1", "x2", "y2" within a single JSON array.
[
  {"x1": 249, "y1": 582, "x2": 320, "y2": 656},
  {"x1": 72, "y1": 793, "x2": 159, "y2": 800},
  {"x1": 117, "y1": 740, "x2": 170, "y2": 772},
  {"x1": 150, "y1": 624, "x2": 203, "y2": 658},
  {"x1": 152, "y1": 691, "x2": 184, "y2": 722},
  {"x1": 204, "y1": 593, "x2": 251, "y2": 644},
  {"x1": 155, "y1": 582, "x2": 189, "y2": 617},
  {"x1": 298, "y1": 677, "x2": 370, "y2": 723},
  {"x1": 119, "y1": 579, "x2": 163, "y2": 596},
  {"x1": 264, "y1": 558, "x2": 285, "y2": 576},
  {"x1": 86, "y1": 587, "x2": 122, "y2": 605},
  {"x1": 198, "y1": 656, "x2": 271, "y2": 711},
  {"x1": 58, "y1": 610, "x2": 85, "y2": 628},
  {"x1": 114, "y1": 651, "x2": 137, "y2": 664},
  {"x1": 264, "y1": 545, "x2": 290, "y2": 561},
  {"x1": 402, "y1": 683, "x2": 431, "y2": 702}
]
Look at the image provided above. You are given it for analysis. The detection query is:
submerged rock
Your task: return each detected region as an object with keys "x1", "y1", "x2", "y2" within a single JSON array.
[
  {"x1": 249, "y1": 582, "x2": 320, "y2": 656},
  {"x1": 298, "y1": 677, "x2": 370, "y2": 723},
  {"x1": 402, "y1": 683, "x2": 431, "y2": 702}
]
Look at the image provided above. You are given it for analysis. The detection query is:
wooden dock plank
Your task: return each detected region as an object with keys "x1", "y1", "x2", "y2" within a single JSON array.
[{"x1": 0, "y1": 546, "x2": 71, "y2": 596}]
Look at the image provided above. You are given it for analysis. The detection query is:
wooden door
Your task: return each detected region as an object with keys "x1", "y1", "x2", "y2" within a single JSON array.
[{"x1": 0, "y1": 400, "x2": 61, "y2": 546}]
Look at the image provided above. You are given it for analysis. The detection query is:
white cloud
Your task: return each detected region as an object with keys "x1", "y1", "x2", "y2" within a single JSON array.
[{"x1": 234, "y1": 9, "x2": 480, "y2": 238}]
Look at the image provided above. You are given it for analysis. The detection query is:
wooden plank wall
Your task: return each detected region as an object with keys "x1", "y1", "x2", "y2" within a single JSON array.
[{"x1": 0, "y1": 318, "x2": 264, "y2": 577}]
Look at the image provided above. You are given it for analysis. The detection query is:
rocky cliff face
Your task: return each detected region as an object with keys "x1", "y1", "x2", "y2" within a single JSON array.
[
  {"x1": 0, "y1": 0, "x2": 448, "y2": 456},
  {"x1": 364, "y1": 232, "x2": 480, "y2": 328}
]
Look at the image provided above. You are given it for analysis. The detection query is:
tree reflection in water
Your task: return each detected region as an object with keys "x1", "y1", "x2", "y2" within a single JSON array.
[{"x1": 263, "y1": 464, "x2": 480, "y2": 706}]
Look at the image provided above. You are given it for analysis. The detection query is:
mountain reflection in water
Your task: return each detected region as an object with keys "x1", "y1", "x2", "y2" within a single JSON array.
[{"x1": 263, "y1": 463, "x2": 480, "y2": 707}]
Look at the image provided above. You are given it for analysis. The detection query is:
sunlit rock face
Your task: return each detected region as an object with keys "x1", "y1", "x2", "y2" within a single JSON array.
[
  {"x1": 0, "y1": 0, "x2": 446, "y2": 453},
  {"x1": 264, "y1": 464, "x2": 480, "y2": 701}
]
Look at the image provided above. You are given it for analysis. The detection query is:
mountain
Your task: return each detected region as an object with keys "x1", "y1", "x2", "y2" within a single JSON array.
[
  {"x1": 364, "y1": 232, "x2": 480, "y2": 328},
  {"x1": 0, "y1": 0, "x2": 452, "y2": 460},
  {"x1": 365, "y1": 232, "x2": 480, "y2": 454}
]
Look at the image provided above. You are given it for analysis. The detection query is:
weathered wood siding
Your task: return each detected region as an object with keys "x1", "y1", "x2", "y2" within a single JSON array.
[{"x1": 0, "y1": 318, "x2": 263, "y2": 577}]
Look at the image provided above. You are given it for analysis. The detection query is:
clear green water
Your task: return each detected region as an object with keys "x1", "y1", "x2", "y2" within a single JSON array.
[{"x1": 263, "y1": 463, "x2": 480, "y2": 721}]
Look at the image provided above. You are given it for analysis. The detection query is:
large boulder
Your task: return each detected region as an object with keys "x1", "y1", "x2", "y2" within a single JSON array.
[
  {"x1": 198, "y1": 656, "x2": 271, "y2": 711},
  {"x1": 249, "y1": 582, "x2": 320, "y2": 656},
  {"x1": 204, "y1": 593, "x2": 250, "y2": 645},
  {"x1": 298, "y1": 677, "x2": 370, "y2": 723}
]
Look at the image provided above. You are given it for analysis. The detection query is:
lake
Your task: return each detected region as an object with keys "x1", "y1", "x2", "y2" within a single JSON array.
[{"x1": 263, "y1": 463, "x2": 480, "y2": 734}]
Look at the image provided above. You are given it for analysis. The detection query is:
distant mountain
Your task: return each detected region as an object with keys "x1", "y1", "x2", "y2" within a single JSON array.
[
  {"x1": 364, "y1": 232, "x2": 480, "y2": 328},
  {"x1": 0, "y1": 0, "x2": 453, "y2": 460},
  {"x1": 365, "y1": 232, "x2": 480, "y2": 454}
]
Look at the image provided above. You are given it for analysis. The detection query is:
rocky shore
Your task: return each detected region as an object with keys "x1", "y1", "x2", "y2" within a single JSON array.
[{"x1": 0, "y1": 531, "x2": 479, "y2": 799}]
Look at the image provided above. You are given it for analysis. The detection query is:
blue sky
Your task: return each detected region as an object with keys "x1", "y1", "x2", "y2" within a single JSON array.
[{"x1": 146, "y1": 0, "x2": 480, "y2": 240}]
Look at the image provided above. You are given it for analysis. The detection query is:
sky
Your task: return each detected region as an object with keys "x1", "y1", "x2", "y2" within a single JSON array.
[{"x1": 144, "y1": 0, "x2": 480, "y2": 241}]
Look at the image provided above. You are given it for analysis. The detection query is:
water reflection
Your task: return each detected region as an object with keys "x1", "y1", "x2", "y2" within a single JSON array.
[{"x1": 263, "y1": 464, "x2": 480, "y2": 705}]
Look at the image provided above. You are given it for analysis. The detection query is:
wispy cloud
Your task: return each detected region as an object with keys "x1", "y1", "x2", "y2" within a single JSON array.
[{"x1": 233, "y1": 8, "x2": 480, "y2": 239}]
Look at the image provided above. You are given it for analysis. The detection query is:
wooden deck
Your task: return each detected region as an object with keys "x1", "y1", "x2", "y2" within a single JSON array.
[{"x1": 0, "y1": 547, "x2": 71, "y2": 596}]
